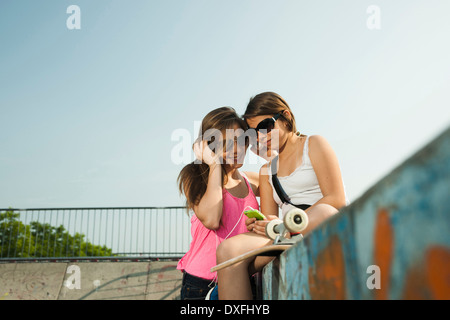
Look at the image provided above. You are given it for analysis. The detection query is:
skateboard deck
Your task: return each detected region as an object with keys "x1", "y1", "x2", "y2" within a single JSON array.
[{"x1": 211, "y1": 244, "x2": 291, "y2": 273}]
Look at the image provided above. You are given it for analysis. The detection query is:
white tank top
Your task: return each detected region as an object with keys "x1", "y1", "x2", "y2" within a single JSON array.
[{"x1": 268, "y1": 136, "x2": 323, "y2": 217}]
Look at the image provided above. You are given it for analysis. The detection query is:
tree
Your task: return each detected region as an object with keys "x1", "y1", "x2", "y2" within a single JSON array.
[{"x1": 0, "y1": 210, "x2": 112, "y2": 258}]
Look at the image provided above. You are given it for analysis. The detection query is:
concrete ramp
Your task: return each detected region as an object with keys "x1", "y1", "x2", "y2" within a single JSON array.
[
  {"x1": 263, "y1": 127, "x2": 450, "y2": 299},
  {"x1": 0, "y1": 261, "x2": 182, "y2": 300}
]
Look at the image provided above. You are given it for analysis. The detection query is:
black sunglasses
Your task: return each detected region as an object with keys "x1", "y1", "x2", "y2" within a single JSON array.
[
  {"x1": 207, "y1": 132, "x2": 250, "y2": 152},
  {"x1": 248, "y1": 113, "x2": 283, "y2": 134}
]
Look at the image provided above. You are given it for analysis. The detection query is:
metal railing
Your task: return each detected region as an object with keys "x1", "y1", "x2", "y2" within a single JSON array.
[{"x1": 0, "y1": 207, "x2": 191, "y2": 261}]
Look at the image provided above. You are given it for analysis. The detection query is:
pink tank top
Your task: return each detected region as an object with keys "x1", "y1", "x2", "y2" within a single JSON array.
[{"x1": 177, "y1": 173, "x2": 259, "y2": 281}]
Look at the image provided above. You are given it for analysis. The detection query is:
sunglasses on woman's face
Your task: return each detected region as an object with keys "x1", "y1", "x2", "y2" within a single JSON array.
[
  {"x1": 207, "y1": 133, "x2": 249, "y2": 152},
  {"x1": 249, "y1": 113, "x2": 283, "y2": 134}
]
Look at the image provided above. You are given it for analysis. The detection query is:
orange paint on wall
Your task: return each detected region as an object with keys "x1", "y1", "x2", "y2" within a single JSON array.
[
  {"x1": 402, "y1": 264, "x2": 428, "y2": 299},
  {"x1": 308, "y1": 235, "x2": 346, "y2": 299},
  {"x1": 403, "y1": 246, "x2": 450, "y2": 299},
  {"x1": 373, "y1": 208, "x2": 393, "y2": 300},
  {"x1": 426, "y1": 246, "x2": 450, "y2": 299}
]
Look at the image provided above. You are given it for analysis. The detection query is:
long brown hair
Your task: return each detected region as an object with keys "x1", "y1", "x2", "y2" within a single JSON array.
[
  {"x1": 177, "y1": 107, "x2": 247, "y2": 210},
  {"x1": 243, "y1": 92, "x2": 299, "y2": 134}
]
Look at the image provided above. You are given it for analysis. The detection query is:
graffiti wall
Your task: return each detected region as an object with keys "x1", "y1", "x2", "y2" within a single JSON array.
[{"x1": 263, "y1": 127, "x2": 450, "y2": 300}]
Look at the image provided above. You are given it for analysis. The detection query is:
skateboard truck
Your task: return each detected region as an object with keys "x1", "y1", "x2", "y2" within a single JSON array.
[
  {"x1": 265, "y1": 208, "x2": 308, "y2": 245},
  {"x1": 270, "y1": 221, "x2": 303, "y2": 245}
]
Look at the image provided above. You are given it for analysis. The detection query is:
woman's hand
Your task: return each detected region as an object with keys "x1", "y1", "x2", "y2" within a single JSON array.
[
  {"x1": 245, "y1": 217, "x2": 257, "y2": 232},
  {"x1": 193, "y1": 139, "x2": 221, "y2": 166},
  {"x1": 246, "y1": 215, "x2": 279, "y2": 236}
]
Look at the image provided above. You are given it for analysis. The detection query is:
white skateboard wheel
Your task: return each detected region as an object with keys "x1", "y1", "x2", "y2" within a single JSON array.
[
  {"x1": 283, "y1": 208, "x2": 308, "y2": 233},
  {"x1": 265, "y1": 219, "x2": 283, "y2": 240}
]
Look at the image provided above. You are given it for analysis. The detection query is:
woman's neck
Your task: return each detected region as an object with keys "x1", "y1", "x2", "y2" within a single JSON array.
[
  {"x1": 222, "y1": 165, "x2": 241, "y2": 188},
  {"x1": 224, "y1": 166, "x2": 240, "y2": 180},
  {"x1": 278, "y1": 132, "x2": 300, "y2": 160}
]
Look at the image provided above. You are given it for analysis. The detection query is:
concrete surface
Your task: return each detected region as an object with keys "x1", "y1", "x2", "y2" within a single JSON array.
[
  {"x1": 0, "y1": 260, "x2": 182, "y2": 300},
  {"x1": 263, "y1": 126, "x2": 450, "y2": 299}
]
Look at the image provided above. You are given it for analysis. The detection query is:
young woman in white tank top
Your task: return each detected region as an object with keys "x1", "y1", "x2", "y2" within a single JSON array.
[
  {"x1": 216, "y1": 92, "x2": 349, "y2": 300},
  {"x1": 268, "y1": 135, "x2": 349, "y2": 217}
]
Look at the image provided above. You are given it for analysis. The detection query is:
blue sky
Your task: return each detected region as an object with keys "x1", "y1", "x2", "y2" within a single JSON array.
[{"x1": 1, "y1": 0, "x2": 449, "y2": 208}]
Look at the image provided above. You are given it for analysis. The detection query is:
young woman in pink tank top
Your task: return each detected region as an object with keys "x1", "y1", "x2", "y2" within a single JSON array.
[{"x1": 177, "y1": 107, "x2": 259, "y2": 300}]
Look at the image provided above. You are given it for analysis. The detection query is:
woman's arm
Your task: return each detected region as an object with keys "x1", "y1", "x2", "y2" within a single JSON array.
[
  {"x1": 259, "y1": 164, "x2": 279, "y2": 215},
  {"x1": 191, "y1": 140, "x2": 224, "y2": 230},
  {"x1": 193, "y1": 163, "x2": 223, "y2": 230},
  {"x1": 308, "y1": 135, "x2": 347, "y2": 210},
  {"x1": 247, "y1": 164, "x2": 280, "y2": 236}
]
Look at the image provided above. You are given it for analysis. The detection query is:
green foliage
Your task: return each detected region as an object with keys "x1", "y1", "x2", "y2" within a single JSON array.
[{"x1": 0, "y1": 210, "x2": 112, "y2": 258}]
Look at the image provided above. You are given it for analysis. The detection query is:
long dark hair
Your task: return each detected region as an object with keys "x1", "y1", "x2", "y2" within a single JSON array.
[{"x1": 177, "y1": 107, "x2": 247, "y2": 210}]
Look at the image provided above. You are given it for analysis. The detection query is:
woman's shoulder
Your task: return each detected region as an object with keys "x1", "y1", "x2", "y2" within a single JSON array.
[
  {"x1": 307, "y1": 135, "x2": 331, "y2": 150},
  {"x1": 307, "y1": 135, "x2": 337, "y2": 162},
  {"x1": 305, "y1": 134, "x2": 326, "y2": 142}
]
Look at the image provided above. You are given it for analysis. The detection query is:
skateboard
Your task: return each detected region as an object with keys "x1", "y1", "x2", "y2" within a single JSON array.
[{"x1": 211, "y1": 208, "x2": 308, "y2": 272}]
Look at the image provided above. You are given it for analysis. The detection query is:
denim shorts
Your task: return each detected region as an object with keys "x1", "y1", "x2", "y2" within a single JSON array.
[{"x1": 180, "y1": 272, "x2": 215, "y2": 300}]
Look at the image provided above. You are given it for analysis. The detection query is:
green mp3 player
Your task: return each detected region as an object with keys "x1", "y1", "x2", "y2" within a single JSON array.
[{"x1": 244, "y1": 209, "x2": 266, "y2": 220}]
